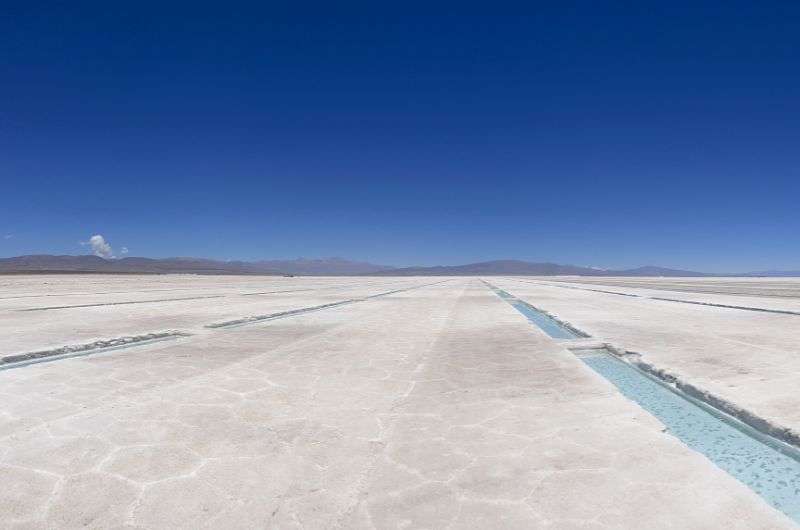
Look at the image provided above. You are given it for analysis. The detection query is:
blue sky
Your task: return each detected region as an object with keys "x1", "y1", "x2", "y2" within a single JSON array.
[{"x1": 2, "y1": 2, "x2": 799, "y2": 271}]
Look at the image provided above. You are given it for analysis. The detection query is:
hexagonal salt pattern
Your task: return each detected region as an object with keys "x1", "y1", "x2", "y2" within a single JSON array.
[{"x1": 0, "y1": 277, "x2": 795, "y2": 529}]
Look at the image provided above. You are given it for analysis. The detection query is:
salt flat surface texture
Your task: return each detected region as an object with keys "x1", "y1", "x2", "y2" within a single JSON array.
[{"x1": 0, "y1": 275, "x2": 795, "y2": 529}]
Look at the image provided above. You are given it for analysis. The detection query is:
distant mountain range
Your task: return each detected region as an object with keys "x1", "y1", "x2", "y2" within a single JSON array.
[
  {"x1": 253, "y1": 258, "x2": 392, "y2": 275},
  {"x1": 364, "y1": 261, "x2": 714, "y2": 277},
  {"x1": 0, "y1": 255, "x2": 797, "y2": 277},
  {"x1": 0, "y1": 255, "x2": 393, "y2": 276}
]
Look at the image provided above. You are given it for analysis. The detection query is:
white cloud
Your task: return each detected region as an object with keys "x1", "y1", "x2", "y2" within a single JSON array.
[
  {"x1": 121, "y1": 247, "x2": 129, "y2": 254},
  {"x1": 82, "y1": 234, "x2": 114, "y2": 259}
]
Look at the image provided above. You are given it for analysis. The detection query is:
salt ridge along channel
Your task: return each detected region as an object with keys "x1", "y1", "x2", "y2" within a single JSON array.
[{"x1": 484, "y1": 281, "x2": 800, "y2": 524}]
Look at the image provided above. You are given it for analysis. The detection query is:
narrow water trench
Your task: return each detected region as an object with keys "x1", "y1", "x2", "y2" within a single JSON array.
[
  {"x1": 484, "y1": 281, "x2": 800, "y2": 523},
  {"x1": 483, "y1": 281, "x2": 588, "y2": 339},
  {"x1": 207, "y1": 279, "x2": 452, "y2": 329},
  {"x1": 577, "y1": 348, "x2": 800, "y2": 523},
  {"x1": 0, "y1": 332, "x2": 188, "y2": 371}
]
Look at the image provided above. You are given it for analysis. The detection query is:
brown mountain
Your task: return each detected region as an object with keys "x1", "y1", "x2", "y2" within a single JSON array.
[
  {"x1": 1, "y1": 255, "x2": 785, "y2": 277},
  {"x1": 0, "y1": 255, "x2": 391, "y2": 275}
]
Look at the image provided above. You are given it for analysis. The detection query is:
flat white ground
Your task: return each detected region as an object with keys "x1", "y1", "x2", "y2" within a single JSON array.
[{"x1": 0, "y1": 275, "x2": 797, "y2": 529}]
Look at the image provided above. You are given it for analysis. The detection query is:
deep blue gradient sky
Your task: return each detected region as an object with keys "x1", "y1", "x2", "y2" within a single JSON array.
[{"x1": 2, "y1": 2, "x2": 799, "y2": 270}]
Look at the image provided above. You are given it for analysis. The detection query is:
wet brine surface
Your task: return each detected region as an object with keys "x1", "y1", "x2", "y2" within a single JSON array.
[
  {"x1": 485, "y1": 283, "x2": 586, "y2": 339},
  {"x1": 578, "y1": 349, "x2": 800, "y2": 523}
]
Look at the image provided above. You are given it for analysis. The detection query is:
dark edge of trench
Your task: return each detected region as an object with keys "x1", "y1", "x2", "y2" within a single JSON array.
[
  {"x1": 509, "y1": 277, "x2": 800, "y2": 317},
  {"x1": 0, "y1": 331, "x2": 191, "y2": 371},
  {"x1": 205, "y1": 279, "x2": 453, "y2": 329}
]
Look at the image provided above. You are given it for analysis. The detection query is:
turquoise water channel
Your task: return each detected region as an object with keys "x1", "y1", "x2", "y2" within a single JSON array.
[
  {"x1": 579, "y1": 349, "x2": 800, "y2": 523},
  {"x1": 486, "y1": 284, "x2": 586, "y2": 339},
  {"x1": 484, "y1": 281, "x2": 800, "y2": 523}
]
